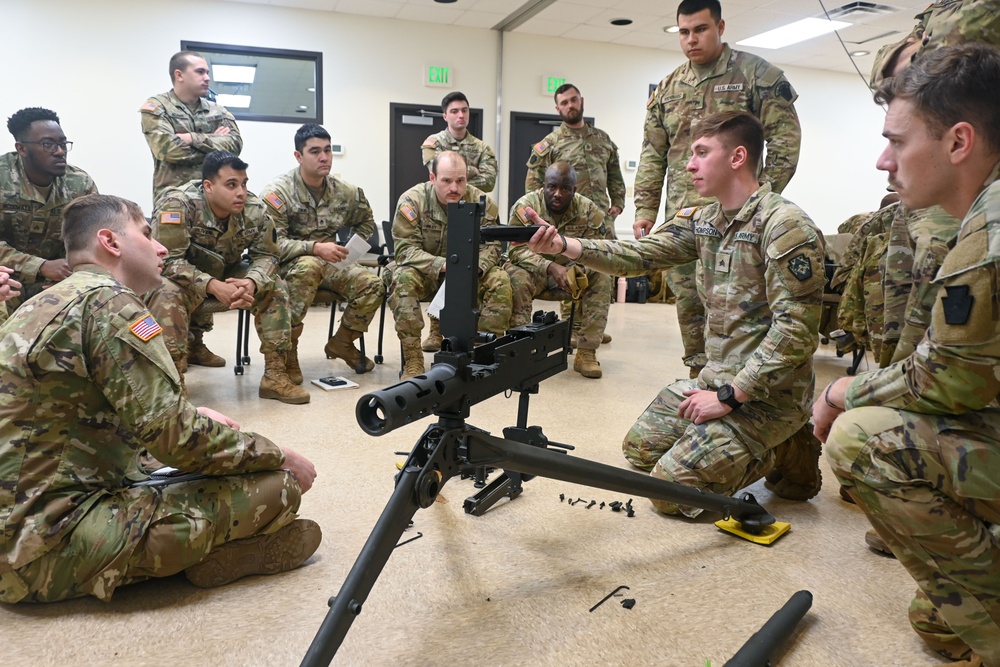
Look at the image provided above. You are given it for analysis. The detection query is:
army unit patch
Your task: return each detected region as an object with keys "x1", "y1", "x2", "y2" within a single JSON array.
[
  {"x1": 942, "y1": 285, "x2": 973, "y2": 325},
  {"x1": 787, "y1": 253, "x2": 812, "y2": 281},
  {"x1": 159, "y1": 211, "x2": 181, "y2": 225},
  {"x1": 129, "y1": 314, "x2": 163, "y2": 341},
  {"x1": 264, "y1": 192, "x2": 284, "y2": 211},
  {"x1": 400, "y1": 204, "x2": 417, "y2": 222}
]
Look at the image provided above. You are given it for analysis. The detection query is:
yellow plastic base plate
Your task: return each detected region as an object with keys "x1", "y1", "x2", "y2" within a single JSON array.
[{"x1": 715, "y1": 518, "x2": 791, "y2": 545}]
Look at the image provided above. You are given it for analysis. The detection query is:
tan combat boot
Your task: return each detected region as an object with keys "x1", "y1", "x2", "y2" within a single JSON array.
[
  {"x1": 325, "y1": 325, "x2": 374, "y2": 373},
  {"x1": 422, "y1": 317, "x2": 443, "y2": 352},
  {"x1": 573, "y1": 348, "x2": 602, "y2": 378},
  {"x1": 185, "y1": 519, "x2": 322, "y2": 588},
  {"x1": 764, "y1": 424, "x2": 822, "y2": 500},
  {"x1": 188, "y1": 331, "x2": 226, "y2": 367},
  {"x1": 400, "y1": 337, "x2": 425, "y2": 380},
  {"x1": 286, "y1": 324, "x2": 304, "y2": 385},
  {"x1": 259, "y1": 351, "x2": 311, "y2": 404}
]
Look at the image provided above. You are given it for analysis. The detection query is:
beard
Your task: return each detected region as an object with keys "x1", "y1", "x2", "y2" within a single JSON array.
[{"x1": 560, "y1": 107, "x2": 583, "y2": 124}]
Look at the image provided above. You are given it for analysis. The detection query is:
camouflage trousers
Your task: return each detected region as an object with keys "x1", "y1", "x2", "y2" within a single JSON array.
[
  {"x1": 281, "y1": 256, "x2": 384, "y2": 333},
  {"x1": 827, "y1": 406, "x2": 1000, "y2": 665},
  {"x1": 7, "y1": 471, "x2": 300, "y2": 602},
  {"x1": 623, "y1": 379, "x2": 806, "y2": 517},
  {"x1": 388, "y1": 265, "x2": 511, "y2": 338},
  {"x1": 665, "y1": 260, "x2": 707, "y2": 369},
  {"x1": 506, "y1": 262, "x2": 610, "y2": 350},
  {"x1": 145, "y1": 275, "x2": 292, "y2": 364}
]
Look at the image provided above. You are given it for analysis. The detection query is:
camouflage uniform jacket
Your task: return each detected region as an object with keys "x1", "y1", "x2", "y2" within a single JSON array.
[
  {"x1": 525, "y1": 123, "x2": 626, "y2": 213},
  {"x1": 140, "y1": 90, "x2": 243, "y2": 197},
  {"x1": 0, "y1": 152, "x2": 97, "y2": 283},
  {"x1": 508, "y1": 191, "x2": 607, "y2": 274},
  {"x1": 870, "y1": 0, "x2": 1000, "y2": 88},
  {"x1": 636, "y1": 44, "x2": 800, "y2": 223},
  {"x1": 261, "y1": 168, "x2": 376, "y2": 265},
  {"x1": 0, "y1": 266, "x2": 284, "y2": 591},
  {"x1": 153, "y1": 181, "x2": 278, "y2": 299},
  {"x1": 577, "y1": 184, "x2": 824, "y2": 412},
  {"x1": 845, "y1": 175, "x2": 1000, "y2": 414},
  {"x1": 420, "y1": 130, "x2": 498, "y2": 193},
  {"x1": 392, "y1": 182, "x2": 501, "y2": 276}
]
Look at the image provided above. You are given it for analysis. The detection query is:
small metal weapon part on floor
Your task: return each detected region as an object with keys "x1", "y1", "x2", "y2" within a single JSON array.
[{"x1": 301, "y1": 199, "x2": 785, "y2": 667}]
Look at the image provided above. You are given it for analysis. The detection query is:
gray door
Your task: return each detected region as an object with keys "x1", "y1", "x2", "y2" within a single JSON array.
[
  {"x1": 507, "y1": 111, "x2": 594, "y2": 207},
  {"x1": 388, "y1": 103, "x2": 484, "y2": 219}
]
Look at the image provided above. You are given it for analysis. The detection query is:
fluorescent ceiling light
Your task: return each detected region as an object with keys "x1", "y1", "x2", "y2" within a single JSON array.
[
  {"x1": 216, "y1": 94, "x2": 252, "y2": 108},
  {"x1": 212, "y1": 64, "x2": 257, "y2": 84},
  {"x1": 736, "y1": 18, "x2": 850, "y2": 49}
]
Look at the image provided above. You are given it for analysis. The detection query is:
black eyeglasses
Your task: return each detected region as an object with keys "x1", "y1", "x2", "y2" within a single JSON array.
[{"x1": 21, "y1": 140, "x2": 73, "y2": 153}]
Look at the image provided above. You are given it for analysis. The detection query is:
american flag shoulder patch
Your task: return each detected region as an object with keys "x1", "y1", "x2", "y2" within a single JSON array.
[
  {"x1": 515, "y1": 206, "x2": 529, "y2": 224},
  {"x1": 421, "y1": 136, "x2": 437, "y2": 148},
  {"x1": 160, "y1": 211, "x2": 181, "y2": 225},
  {"x1": 400, "y1": 204, "x2": 417, "y2": 222},
  {"x1": 264, "y1": 192, "x2": 284, "y2": 210},
  {"x1": 130, "y1": 314, "x2": 163, "y2": 342},
  {"x1": 140, "y1": 101, "x2": 158, "y2": 113}
]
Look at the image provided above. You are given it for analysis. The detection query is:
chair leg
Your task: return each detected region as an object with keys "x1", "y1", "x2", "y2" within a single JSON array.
[
  {"x1": 242, "y1": 308, "x2": 251, "y2": 366},
  {"x1": 328, "y1": 300, "x2": 338, "y2": 341},
  {"x1": 375, "y1": 293, "x2": 388, "y2": 365},
  {"x1": 234, "y1": 310, "x2": 246, "y2": 376}
]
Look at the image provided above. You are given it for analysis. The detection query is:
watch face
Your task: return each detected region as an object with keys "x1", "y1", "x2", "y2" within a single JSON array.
[{"x1": 718, "y1": 385, "x2": 733, "y2": 401}]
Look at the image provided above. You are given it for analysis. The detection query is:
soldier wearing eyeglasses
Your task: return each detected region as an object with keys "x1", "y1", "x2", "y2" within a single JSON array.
[{"x1": 0, "y1": 107, "x2": 97, "y2": 309}]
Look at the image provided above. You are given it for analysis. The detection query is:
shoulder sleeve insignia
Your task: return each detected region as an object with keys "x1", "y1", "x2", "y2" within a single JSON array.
[
  {"x1": 776, "y1": 81, "x2": 794, "y2": 102},
  {"x1": 646, "y1": 90, "x2": 656, "y2": 108},
  {"x1": 400, "y1": 204, "x2": 417, "y2": 222},
  {"x1": 787, "y1": 253, "x2": 813, "y2": 281},
  {"x1": 941, "y1": 285, "x2": 973, "y2": 325},
  {"x1": 140, "y1": 101, "x2": 158, "y2": 113},
  {"x1": 129, "y1": 314, "x2": 163, "y2": 341},
  {"x1": 264, "y1": 192, "x2": 284, "y2": 211},
  {"x1": 532, "y1": 140, "x2": 550, "y2": 155},
  {"x1": 676, "y1": 206, "x2": 698, "y2": 219},
  {"x1": 159, "y1": 211, "x2": 182, "y2": 225},
  {"x1": 421, "y1": 136, "x2": 437, "y2": 148},
  {"x1": 514, "y1": 207, "x2": 530, "y2": 224}
]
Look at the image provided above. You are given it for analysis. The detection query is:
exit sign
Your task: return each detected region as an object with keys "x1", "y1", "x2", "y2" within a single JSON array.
[
  {"x1": 425, "y1": 65, "x2": 452, "y2": 88},
  {"x1": 542, "y1": 76, "x2": 566, "y2": 96}
]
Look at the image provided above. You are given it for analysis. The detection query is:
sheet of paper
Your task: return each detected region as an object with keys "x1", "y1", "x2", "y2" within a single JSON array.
[
  {"x1": 427, "y1": 279, "x2": 446, "y2": 318},
  {"x1": 332, "y1": 233, "x2": 373, "y2": 269}
]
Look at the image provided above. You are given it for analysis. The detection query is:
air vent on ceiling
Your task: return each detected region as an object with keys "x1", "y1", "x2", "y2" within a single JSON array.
[{"x1": 827, "y1": 2, "x2": 897, "y2": 20}]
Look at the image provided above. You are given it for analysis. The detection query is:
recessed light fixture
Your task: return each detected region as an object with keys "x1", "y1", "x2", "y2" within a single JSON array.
[
  {"x1": 610, "y1": 18, "x2": 633, "y2": 26},
  {"x1": 306, "y1": 87, "x2": 315, "y2": 92},
  {"x1": 850, "y1": 50, "x2": 870, "y2": 57},
  {"x1": 434, "y1": 0, "x2": 457, "y2": 3},
  {"x1": 298, "y1": 105, "x2": 308, "y2": 109},
  {"x1": 664, "y1": 25, "x2": 680, "y2": 33},
  {"x1": 737, "y1": 17, "x2": 851, "y2": 49}
]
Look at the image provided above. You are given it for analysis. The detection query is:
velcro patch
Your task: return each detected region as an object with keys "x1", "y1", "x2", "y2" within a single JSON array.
[
  {"x1": 941, "y1": 285, "x2": 973, "y2": 325},
  {"x1": 646, "y1": 91, "x2": 656, "y2": 108},
  {"x1": 515, "y1": 207, "x2": 529, "y2": 224},
  {"x1": 676, "y1": 206, "x2": 698, "y2": 219},
  {"x1": 400, "y1": 204, "x2": 417, "y2": 222},
  {"x1": 422, "y1": 136, "x2": 437, "y2": 148},
  {"x1": 264, "y1": 192, "x2": 284, "y2": 211},
  {"x1": 787, "y1": 253, "x2": 813, "y2": 281},
  {"x1": 140, "y1": 101, "x2": 158, "y2": 113},
  {"x1": 532, "y1": 140, "x2": 550, "y2": 155},
  {"x1": 159, "y1": 211, "x2": 182, "y2": 225},
  {"x1": 129, "y1": 314, "x2": 163, "y2": 341}
]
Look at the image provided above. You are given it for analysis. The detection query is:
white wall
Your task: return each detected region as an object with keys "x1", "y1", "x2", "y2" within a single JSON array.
[{"x1": 6, "y1": 0, "x2": 889, "y2": 234}]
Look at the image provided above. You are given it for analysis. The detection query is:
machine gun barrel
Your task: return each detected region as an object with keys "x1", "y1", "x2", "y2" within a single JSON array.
[{"x1": 724, "y1": 590, "x2": 813, "y2": 666}]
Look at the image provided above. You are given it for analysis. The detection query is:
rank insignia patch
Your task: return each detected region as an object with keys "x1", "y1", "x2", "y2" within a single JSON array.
[
  {"x1": 130, "y1": 314, "x2": 163, "y2": 341},
  {"x1": 788, "y1": 253, "x2": 812, "y2": 281}
]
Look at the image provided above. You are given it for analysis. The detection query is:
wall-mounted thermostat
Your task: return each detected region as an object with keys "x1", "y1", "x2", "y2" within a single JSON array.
[
  {"x1": 331, "y1": 144, "x2": 345, "y2": 156},
  {"x1": 625, "y1": 159, "x2": 638, "y2": 171}
]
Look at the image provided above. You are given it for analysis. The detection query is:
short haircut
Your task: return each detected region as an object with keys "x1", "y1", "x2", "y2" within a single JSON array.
[
  {"x1": 62, "y1": 194, "x2": 142, "y2": 256},
  {"x1": 677, "y1": 0, "x2": 721, "y2": 21},
  {"x1": 874, "y1": 42, "x2": 1000, "y2": 155},
  {"x1": 202, "y1": 151, "x2": 249, "y2": 182},
  {"x1": 553, "y1": 83, "x2": 581, "y2": 103},
  {"x1": 431, "y1": 151, "x2": 466, "y2": 176},
  {"x1": 441, "y1": 91, "x2": 469, "y2": 112},
  {"x1": 169, "y1": 50, "x2": 204, "y2": 84},
  {"x1": 691, "y1": 111, "x2": 765, "y2": 173},
  {"x1": 7, "y1": 107, "x2": 60, "y2": 141},
  {"x1": 294, "y1": 123, "x2": 332, "y2": 152},
  {"x1": 544, "y1": 162, "x2": 578, "y2": 187}
]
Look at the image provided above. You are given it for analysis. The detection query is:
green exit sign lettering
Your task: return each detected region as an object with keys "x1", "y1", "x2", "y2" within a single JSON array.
[
  {"x1": 542, "y1": 76, "x2": 566, "y2": 96},
  {"x1": 425, "y1": 65, "x2": 452, "y2": 88}
]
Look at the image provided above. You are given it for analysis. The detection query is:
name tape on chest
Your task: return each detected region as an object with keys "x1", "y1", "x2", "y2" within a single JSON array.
[
  {"x1": 714, "y1": 83, "x2": 745, "y2": 93},
  {"x1": 733, "y1": 231, "x2": 760, "y2": 244},
  {"x1": 159, "y1": 211, "x2": 182, "y2": 225},
  {"x1": 694, "y1": 225, "x2": 722, "y2": 238},
  {"x1": 130, "y1": 314, "x2": 163, "y2": 341}
]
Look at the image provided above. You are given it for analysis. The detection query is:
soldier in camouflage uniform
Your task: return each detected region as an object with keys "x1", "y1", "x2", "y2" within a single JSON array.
[
  {"x1": 140, "y1": 51, "x2": 243, "y2": 367},
  {"x1": 263, "y1": 124, "x2": 384, "y2": 381},
  {"x1": 0, "y1": 267, "x2": 20, "y2": 326},
  {"x1": 390, "y1": 151, "x2": 511, "y2": 379},
  {"x1": 145, "y1": 152, "x2": 309, "y2": 405},
  {"x1": 1, "y1": 107, "x2": 97, "y2": 309},
  {"x1": 526, "y1": 112, "x2": 824, "y2": 516},
  {"x1": 0, "y1": 194, "x2": 319, "y2": 603},
  {"x1": 816, "y1": 45, "x2": 1000, "y2": 666},
  {"x1": 870, "y1": 0, "x2": 1000, "y2": 88},
  {"x1": 635, "y1": 0, "x2": 801, "y2": 377},
  {"x1": 421, "y1": 92, "x2": 497, "y2": 193},
  {"x1": 507, "y1": 163, "x2": 611, "y2": 378}
]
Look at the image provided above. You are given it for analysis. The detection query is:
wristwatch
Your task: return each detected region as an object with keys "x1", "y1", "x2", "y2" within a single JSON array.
[{"x1": 717, "y1": 384, "x2": 743, "y2": 410}]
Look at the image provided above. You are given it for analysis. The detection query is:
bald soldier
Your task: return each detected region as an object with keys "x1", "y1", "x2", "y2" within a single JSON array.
[
  {"x1": 390, "y1": 151, "x2": 511, "y2": 379},
  {"x1": 635, "y1": 0, "x2": 800, "y2": 377},
  {"x1": 421, "y1": 92, "x2": 497, "y2": 193},
  {"x1": 507, "y1": 163, "x2": 611, "y2": 378},
  {"x1": 0, "y1": 194, "x2": 319, "y2": 603}
]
